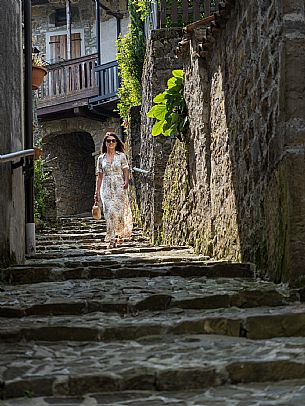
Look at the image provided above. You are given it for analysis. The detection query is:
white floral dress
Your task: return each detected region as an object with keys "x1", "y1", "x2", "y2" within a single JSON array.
[{"x1": 97, "y1": 152, "x2": 133, "y2": 242}]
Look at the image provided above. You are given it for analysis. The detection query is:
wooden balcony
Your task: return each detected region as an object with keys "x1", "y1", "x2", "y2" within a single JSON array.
[{"x1": 37, "y1": 54, "x2": 119, "y2": 119}]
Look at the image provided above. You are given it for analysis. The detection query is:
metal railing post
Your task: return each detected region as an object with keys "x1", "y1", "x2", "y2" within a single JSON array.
[{"x1": 24, "y1": 0, "x2": 36, "y2": 255}]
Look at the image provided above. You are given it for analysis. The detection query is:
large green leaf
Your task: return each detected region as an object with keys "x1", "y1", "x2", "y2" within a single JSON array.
[
  {"x1": 163, "y1": 128, "x2": 172, "y2": 137},
  {"x1": 147, "y1": 104, "x2": 167, "y2": 120},
  {"x1": 153, "y1": 92, "x2": 166, "y2": 103},
  {"x1": 167, "y1": 77, "x2": 177, "y2": 89},
  {"x1": 152, "y1": 120, "x2": 165, "y2": 136},
  {"x1": 166, "y1": 85, "x2": 180, "y2": 95},
  {"x1": 174, "y1": 77, "x2": 183, "y2": 86},
  {"x1": 172, "y1": 70, "x2": 183, "y2": 78}
]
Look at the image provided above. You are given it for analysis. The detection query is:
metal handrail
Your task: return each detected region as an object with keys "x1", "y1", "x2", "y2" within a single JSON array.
[
  {"x1": 132, "y1": 167, "x2": 149, "y2": 174},
  {"x1": 0, "y1": 149, "x2": 34, "y2": 163}
]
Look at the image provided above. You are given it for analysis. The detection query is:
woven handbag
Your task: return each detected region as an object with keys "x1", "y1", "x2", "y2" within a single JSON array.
[{"x1": 92, "y1": 204, "x2": 101, "y2": 220}]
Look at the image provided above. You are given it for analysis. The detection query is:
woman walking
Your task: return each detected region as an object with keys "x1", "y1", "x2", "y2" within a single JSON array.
[{"x1": 94, "y1": 132, "x2": 133, "y2": 249}]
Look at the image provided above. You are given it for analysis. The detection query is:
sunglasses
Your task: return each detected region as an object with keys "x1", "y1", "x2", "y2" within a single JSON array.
[{"x1": 106, "y1": 139, "x2": 117, "y2": 143}]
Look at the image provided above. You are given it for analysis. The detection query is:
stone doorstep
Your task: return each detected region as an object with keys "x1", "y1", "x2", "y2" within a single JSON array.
[
  {"x1": 1, "y1": 305, "x2": 305, "y2": 341},
  {"x1": 2, "y1": 335, "x2": 305, "y2": 399},
  {"x1": 3, "y1": 382, "x2": 305, "y2": 406}
]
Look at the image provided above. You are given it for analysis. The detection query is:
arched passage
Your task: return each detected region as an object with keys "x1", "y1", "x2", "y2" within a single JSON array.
[{"x1": 43, "y1": 132, "x2": 95, "y2": 216}]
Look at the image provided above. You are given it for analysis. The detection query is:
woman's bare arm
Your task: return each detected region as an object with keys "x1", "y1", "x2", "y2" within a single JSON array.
[
  {"x1": 123, "y1": 168, "x2": 129, "y2": 189},
  {"x1": 95, "y1": 173, "x2": 103, "y2": 201}
]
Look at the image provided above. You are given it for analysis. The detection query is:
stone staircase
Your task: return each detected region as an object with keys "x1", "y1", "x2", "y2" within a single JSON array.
[{"x1": 1, "y1": 216, "x2": 305, "y2": 405}]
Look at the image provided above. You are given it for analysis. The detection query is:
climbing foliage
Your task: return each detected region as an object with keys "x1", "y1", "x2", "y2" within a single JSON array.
[
  {"x1": 34, "y1": 156, "x2": 49, "y2": 221},
  {"x1": 131, "y1": 0, "x2": 152, "y2": 20},
  {"x1": 147, "y1": 70, "x2": 188, "y2": 141},
  {"x1": 116, "y1": 0, "x2": 146, "y2": 121}
]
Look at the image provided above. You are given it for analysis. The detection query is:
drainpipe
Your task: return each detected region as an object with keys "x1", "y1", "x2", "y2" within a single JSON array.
[
  {"x1": 23, "y1": 0, "x2": 36, "y2": 255},
  {"x1": 66, "y1": 0, "x2": 72, "y2": 59}
]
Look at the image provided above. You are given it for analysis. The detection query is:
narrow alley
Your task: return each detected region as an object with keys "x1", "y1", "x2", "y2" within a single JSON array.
[
  {"x1": 2, "y1": 0, "x2": 305, "y2": 404},
  {"x1": 1, "y1": 217, "x2": 305, "y2": 404}
]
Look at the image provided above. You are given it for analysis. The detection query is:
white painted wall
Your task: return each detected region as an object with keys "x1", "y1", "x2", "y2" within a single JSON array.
[{"x1": 100, "y1": 16, "x2": 129, "y2": 64}]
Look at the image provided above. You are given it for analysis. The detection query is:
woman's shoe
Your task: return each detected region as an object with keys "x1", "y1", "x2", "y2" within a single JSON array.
[
  {"x1": 116, "y1": 237, "x2": 124, "y2": 245},
  {"x1": 107, "y1": 239, "x2": 116, "y2": 249}
]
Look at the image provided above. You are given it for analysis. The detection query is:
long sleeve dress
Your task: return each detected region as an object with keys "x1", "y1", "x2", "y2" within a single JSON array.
[{"x1": 97, "y1": 151, "x2": 133, "y2": 242}]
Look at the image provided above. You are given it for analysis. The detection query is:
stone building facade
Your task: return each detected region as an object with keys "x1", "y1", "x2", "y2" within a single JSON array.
[
  {"x1": 137, "y1": 0, "x2": 305, "y2": 285},
  {"x1": 0, "y1": 0, "x2": 25, "y2": 266},
  {"x1": 32, "y1": 0, "x2": 129, "y2": 64}
]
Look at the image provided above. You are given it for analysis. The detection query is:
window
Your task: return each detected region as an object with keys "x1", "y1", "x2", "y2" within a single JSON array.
[{"x1": 55, "y1": 8, "x2": 67, "y2": 27}]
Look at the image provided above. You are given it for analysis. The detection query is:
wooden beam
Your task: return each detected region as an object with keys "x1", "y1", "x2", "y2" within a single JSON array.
[{"x1": 184, "y1": 15, "x2": 215, "y2": 33}]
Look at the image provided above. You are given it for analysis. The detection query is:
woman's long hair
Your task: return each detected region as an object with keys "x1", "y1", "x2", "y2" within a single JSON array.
[{"x1": 101, "y1": 132, "x2": 125, "y2": 153}]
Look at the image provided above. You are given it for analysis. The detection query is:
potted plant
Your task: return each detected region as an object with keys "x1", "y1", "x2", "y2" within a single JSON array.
[{"x1": 32, "y1": 53, "x2": 47, "y2": 90}]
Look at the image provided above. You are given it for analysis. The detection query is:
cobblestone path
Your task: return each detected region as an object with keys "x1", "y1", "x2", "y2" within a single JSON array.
[{"x1": 1, "y1": 216, "x2": 305, "y2": 405}]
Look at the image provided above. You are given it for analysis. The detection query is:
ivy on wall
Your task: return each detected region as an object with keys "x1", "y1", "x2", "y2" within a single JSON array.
[
  {"x1": 34, "y1": 154, "x2": 49, "y2": 221},
  {"x1": 147, "y1": 69, "x2": 188, "y2": 141},
  {"x1": 116, "y1": 0, "x2": 146, "y2": 121},
  {"x1": 131, "y1": 0, "x2": 152, "y2": 20}
]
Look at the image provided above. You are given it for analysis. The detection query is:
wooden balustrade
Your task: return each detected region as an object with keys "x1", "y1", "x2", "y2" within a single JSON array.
[
  {"x1": 38, "y1": 54, "x2": 97, "y2": 101},
  {"x1": 89, "y1": 61, "x2": 119, "y2": 105},
  {"x1": 146, "y1": 0, "x2": 221, "y2": 32},
  {"x1": 37, "y1": 54, "x2": 119, "y2": 109}
]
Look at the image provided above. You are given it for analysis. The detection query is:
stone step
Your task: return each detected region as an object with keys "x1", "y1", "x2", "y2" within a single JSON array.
[
  {"x1": 39, "y1": 224, "x2": 143, "y2": 234},
  {"x1": 3, "y1": 381, "x2": 305, "y2": 406},
  {"x1": 36, "y1": 237, "x2": 149, "y2": 246},
  {"x1": 37, "y1": 233, "x2": 108, "y2": 241},
  {"x1": 27, "y1": 245, "x2": 196, "y2": 260},
  {"x1": 1, "y1": 262, "x2": 253, "y2": 285},
  {"x1": 0, "y1": 276, "x2": 294, "y2": 317},
  {"x1": 1, "y1": 304, "x2": 305, "y2": 342},
  {"x1": 1, "y1": 335, "x2": 305, "y2": 399},
  {"x1": 35, "y1": 241, "x2": 152, "y2": 251}
]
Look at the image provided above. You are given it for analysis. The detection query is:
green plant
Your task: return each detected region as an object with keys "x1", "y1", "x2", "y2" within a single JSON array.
[
  {"x1": 147, "y1": 69, "x2": 188, "y2": 141},
  {"x1": 131, "y1": 0, "x2": 152, "y2": 20},
  {"x1": 116, "y1": 0, "x2": 146, "y2": 121},
  {"x1": 34, "y1": 156, "x2": 49, "y2": 221},
  {"x1": 116, "y1": 32, "x2": 143, "y2": 120},
  {"x1": 32, "y1": 53, "x2": 46, "y2": 67}
]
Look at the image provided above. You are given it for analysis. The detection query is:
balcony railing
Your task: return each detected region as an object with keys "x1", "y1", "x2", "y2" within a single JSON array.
[
  {"x1": 145, "y1": 0, "x2": 221, "y2": 36},
  {"x1": 89, "y1": 60, "x2": 120, "y2": 105},
  {"x1": 37, "y1": 54, "x2": 119, "y2": 110}
]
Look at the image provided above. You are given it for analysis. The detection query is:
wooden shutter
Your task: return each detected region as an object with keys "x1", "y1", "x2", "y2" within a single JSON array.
[
  {"x1": 71, "y1": 33, "x2": 81, "y2": 59},
  {"x1": 49, "y1": 33, "x2": 81, "y2": 62},
  {"x1": 49, "y1": 35, "x2": 67, "y2": 62}
]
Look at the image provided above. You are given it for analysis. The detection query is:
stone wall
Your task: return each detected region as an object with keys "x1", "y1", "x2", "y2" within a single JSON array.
[
  {"x1": 163, "y1": 0, "x2": 282, "y2": 269},
  {"x1": 0, "y1": 0, "x2": 25, "y2": 266},
  {"x1": 139, "y1": 28, "x2": 183, "y2": 239},
  {"x1": 41, "y1": 116, "x2": 120, "y2": 216},
  {"x1": 160, "y1": 0, "x2": 305, "y2": 285},
  {"x1": 32, "y1": 0, "x2": 128, "y2": 59}
]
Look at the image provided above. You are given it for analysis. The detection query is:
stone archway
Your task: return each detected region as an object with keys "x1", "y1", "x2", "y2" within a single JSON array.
[{"x1": 43, "y1": 132, "x2": 95, "y2": 216}]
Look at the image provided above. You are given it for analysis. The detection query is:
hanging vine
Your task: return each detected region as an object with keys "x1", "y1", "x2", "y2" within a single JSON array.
[{"x1": 116, "y1": 0, "x2": 146, "y2": 121}]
